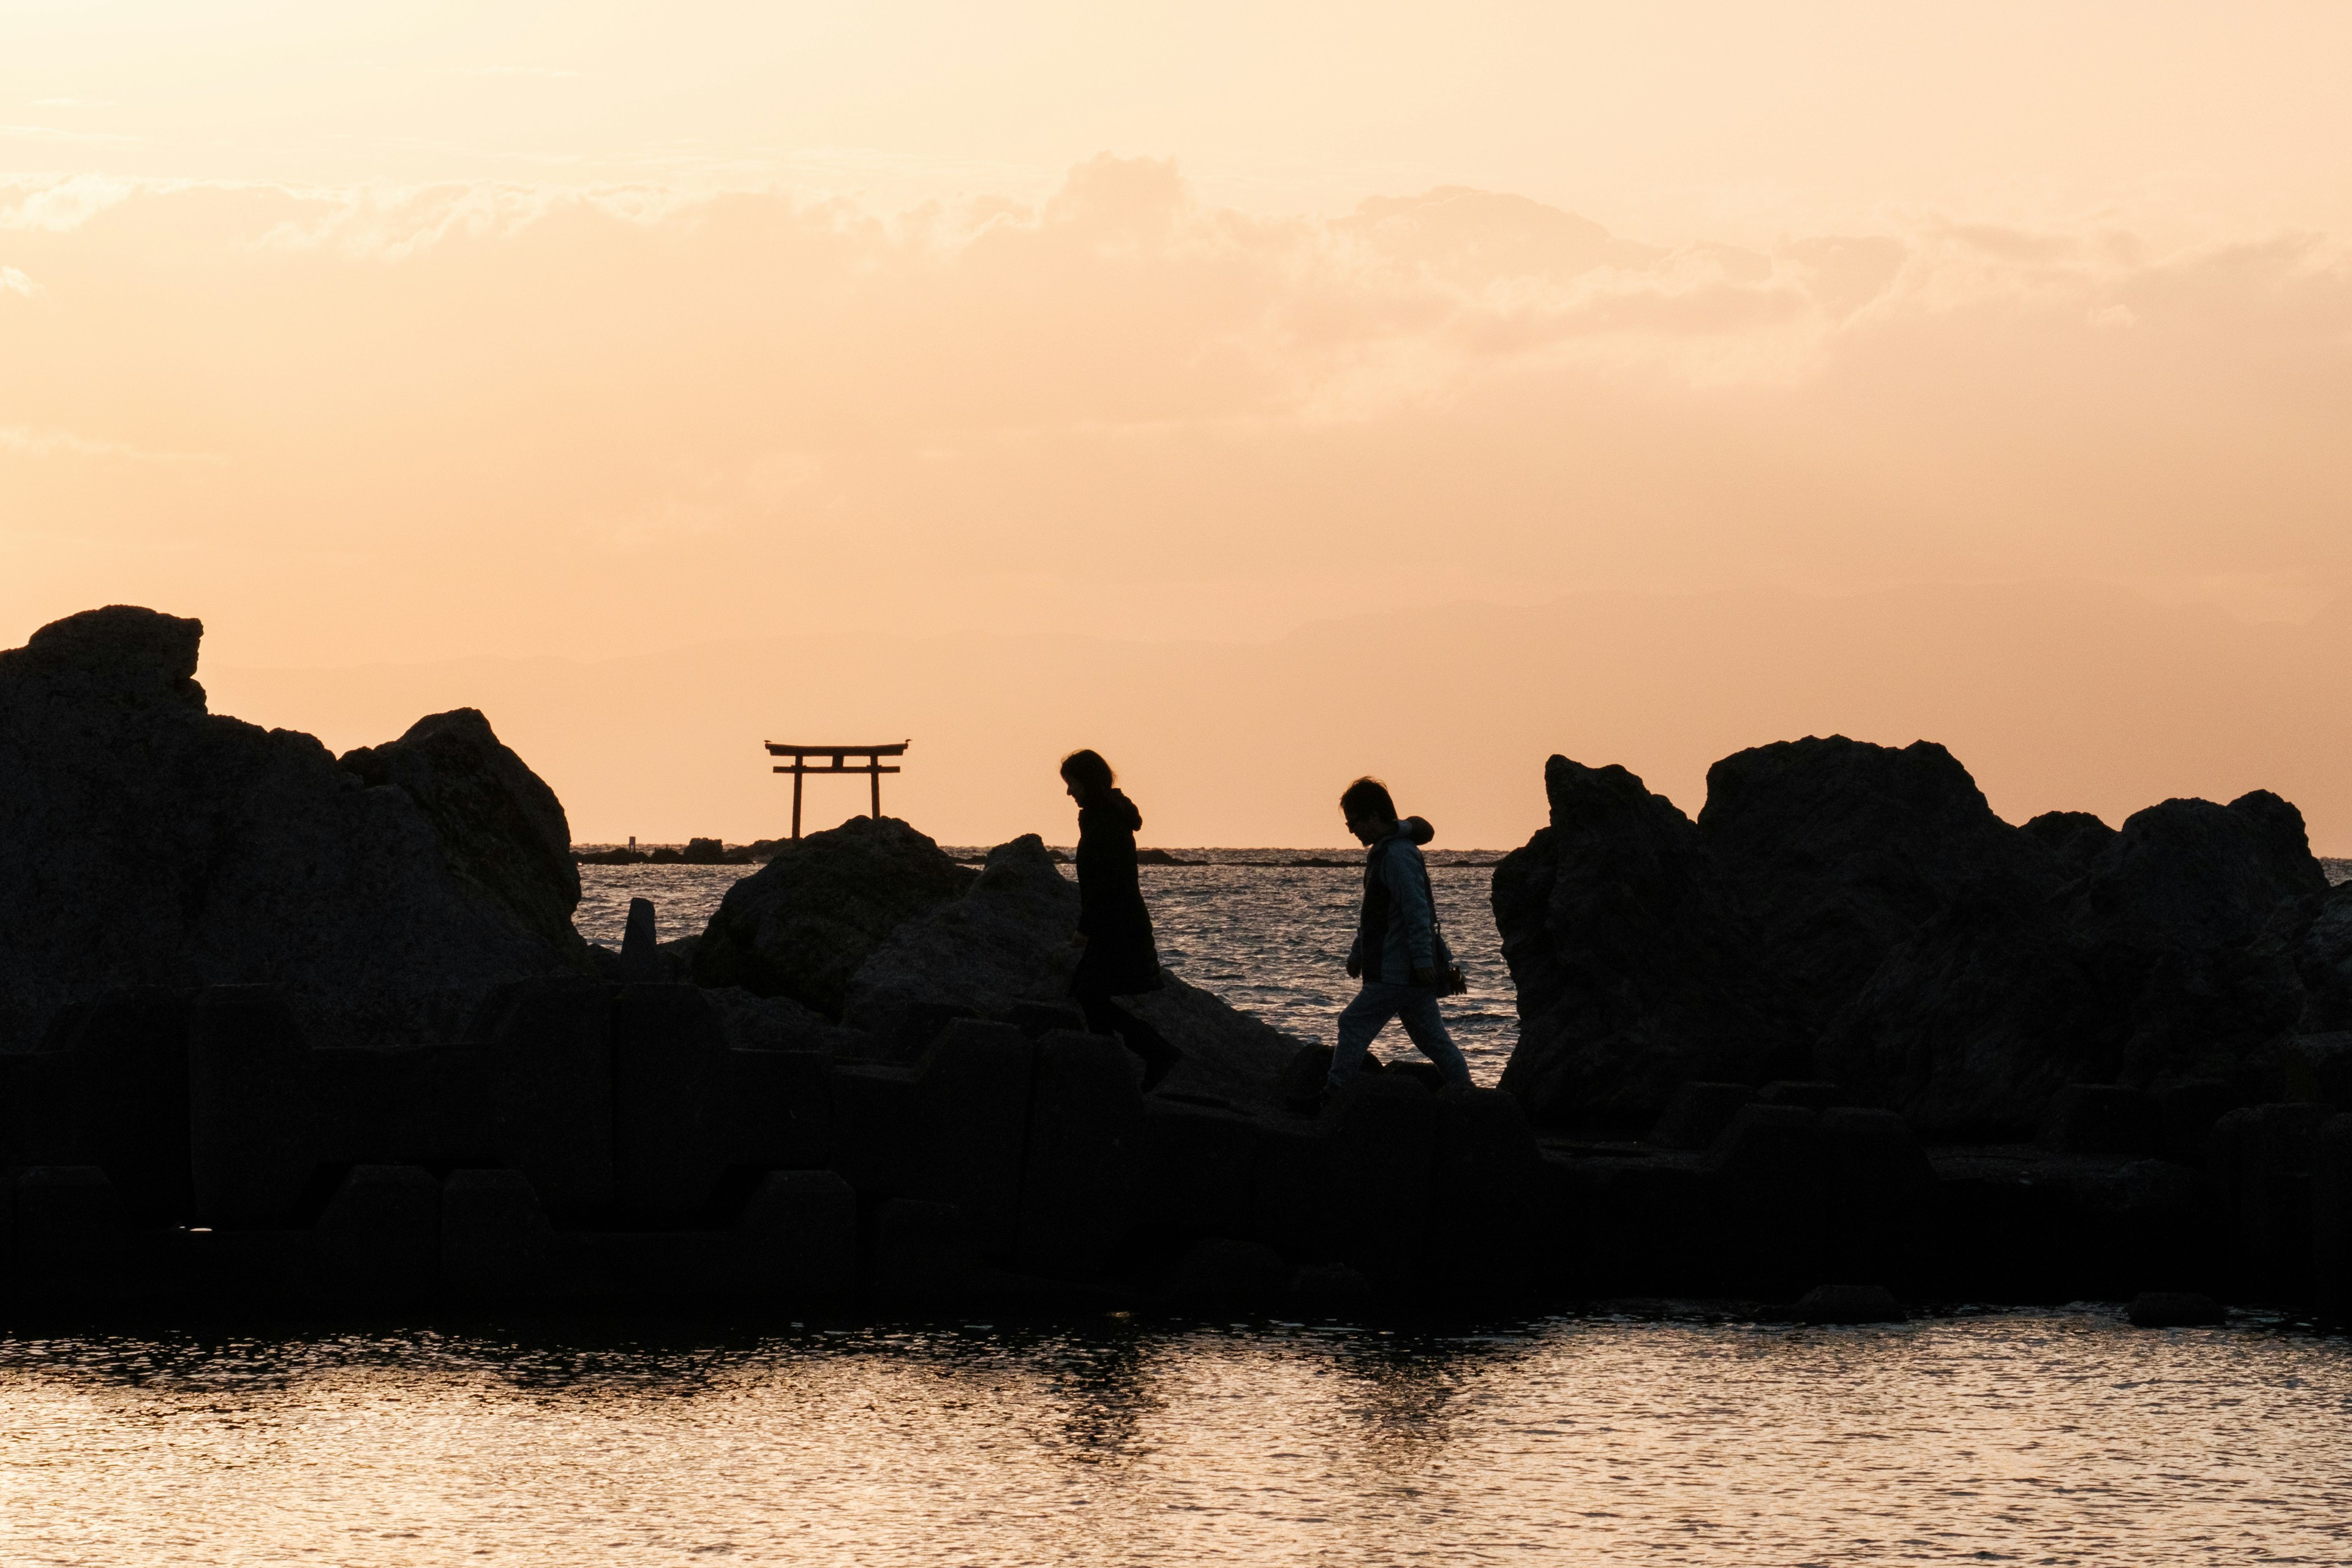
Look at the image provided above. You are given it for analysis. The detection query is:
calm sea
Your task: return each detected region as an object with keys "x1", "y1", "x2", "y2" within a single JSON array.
[
  {"x1": 4, "y1": 1313, "x2": 2348, "y2": 1565},
  {"x1": 575, "y1": 853, "x2": 1521, "y2": 1082}
]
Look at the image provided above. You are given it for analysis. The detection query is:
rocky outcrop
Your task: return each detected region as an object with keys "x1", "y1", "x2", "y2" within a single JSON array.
[
  {"x1": 1697, "y1": 737, "x2": 2051, "y2": 1041},
  {"x1": 0, "y1": 606, "x2": 583, "y2": 1048},
  {"x1": 1498, "y1": 734, "x2": 2342, "y2": 1140},
  {"x1": 690, "y1": 816, "x2": 974, "y2": 1017},
  {"x1": 1492, "y1": 756, "x2": 1804, "y2": 1131},
  {"x1": 339, "y1": 707, "x2": 581, "y2": 951},
  {"x1": 835, "y1": 834, "x2": 1303, "y2": 1109},
  {"x1": 842, "y1": 834, "x2": 1084, "y2": 1044},
  {"x1": 2297, "y1": 883, "x2": 2352, "y2": 1032}
]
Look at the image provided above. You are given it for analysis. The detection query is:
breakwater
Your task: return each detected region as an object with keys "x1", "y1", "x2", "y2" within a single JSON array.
[{"x1": 6, "y1": 978, "x2": 2351, "y2": 1321}]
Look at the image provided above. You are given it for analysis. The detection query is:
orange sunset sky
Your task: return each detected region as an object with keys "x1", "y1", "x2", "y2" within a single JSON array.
[{"x1": 4, "y1": 4, "x2": 2348, "y2": 848}]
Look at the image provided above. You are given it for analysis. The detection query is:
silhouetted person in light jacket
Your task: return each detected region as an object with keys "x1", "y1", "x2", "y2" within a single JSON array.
[
  {"x1": 1324, "y1": 775, "x2": 1472, "y2": 1100},
  {"x1": 1062, "y1": 748, "x2": 1183, "y2": 1091}
]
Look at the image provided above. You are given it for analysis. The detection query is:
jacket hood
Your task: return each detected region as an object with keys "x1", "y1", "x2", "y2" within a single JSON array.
[{"x1": 1085, "y1": 788, "x2": 1143, "y2": 833}]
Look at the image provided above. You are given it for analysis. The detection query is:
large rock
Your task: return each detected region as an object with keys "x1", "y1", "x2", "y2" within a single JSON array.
[
  {"x1": 839, "y1": 834, "x2": 1302, "y2": 1108},
  {"x1": 2297, "y1": 882, "x2": 2352, "y2": 1031},
  {"x1": 1493, "y1": 755, "x2": 1803, "y2": 1131},
  {"x1": 840, "y1": 834, "x2": 1081, "y2": 1043},
  {"x1": 1697, "y1": 736, "x2": 2052, "y2": 1041},
  {"x1": 1496, "y1": 734, "x2": 2341, "y2": 1142},
  {"x1": 690, "y1": 815, "x2": 973, "y2": 1017},
  {"x1": 338, "y1": 707, "x2": 579, "y2": 951},
  {"x1": 0, "y1": 606, "x2": 584, "y2": 1047},
  {"x1": 1830, "y1": 789, "x2": 2326, "y2": 1135}
]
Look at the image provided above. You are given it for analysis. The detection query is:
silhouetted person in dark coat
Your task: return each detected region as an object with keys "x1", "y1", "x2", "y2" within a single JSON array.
[{"x1": 1062, "y1": 748, "x2": 1182, "y2": 1091}]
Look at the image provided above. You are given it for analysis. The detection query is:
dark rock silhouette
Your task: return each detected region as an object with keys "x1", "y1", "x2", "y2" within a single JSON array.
[
  {"x1": 2021, "y1": 809, "x2": 2118, "y2": 873},
  {"x1": 1491, "y1": 755, "x2": 1803, "y2": 1131},
  {"x1": 690, "y1": 815, "x2": 974, "y2": 1017},
  {"x1": 0, "y1": 606, "x2": 582, "y2": 1049},
  {"x1": 1498, "y1": 734, "x2": 2341, "y2": 1140},
  {"x1": 843, "y1": 834, "x2": 1082, "y2": 1046},
  {"x1": 1830, "y1": 787, "x2": 2326, "y2": 1134},
  {"x1": 838, "y1": 834, "x2": 1303, "y2": 1109},
  {"x1": 339, "y1": 707, "x2": 581, "y2": 951},
  {"x1": 2294, "y1": 883, "x2": 2352, "y2": 1030},
  {"x1": 1698, "y1": 737, "x2": 2049, "y2": 1042}
]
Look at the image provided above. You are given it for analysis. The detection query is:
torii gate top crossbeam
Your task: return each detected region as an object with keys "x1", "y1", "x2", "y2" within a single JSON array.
[{"x1": 764, "y1": 740, "x2": 910, "y2": 839}]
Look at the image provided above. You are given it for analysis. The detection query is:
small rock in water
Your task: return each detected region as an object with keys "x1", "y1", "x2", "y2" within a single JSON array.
[
  {"x1": 2127, "y1": 1291, "x2": 2225, "y2": 1327},
  {"x1": 1795, "y1": 1283, "x2": 1905, "y2": 1324}
]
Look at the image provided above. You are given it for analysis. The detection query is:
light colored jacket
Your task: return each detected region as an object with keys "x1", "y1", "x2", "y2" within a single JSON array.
[{"x1": 1346, "y1": 816, "x2": 1450, "y2": 984}]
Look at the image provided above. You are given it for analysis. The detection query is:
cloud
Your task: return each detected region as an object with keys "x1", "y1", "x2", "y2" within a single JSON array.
[
  {"x1": 29, "y1": 98, "x2": 115, "y2": 110},
  {"x1": 0, "y1": 265, "x2": 31, "y2": 295},
  {"x1": 0, "y1": 157, "x2": 2344, "y2": 674}
]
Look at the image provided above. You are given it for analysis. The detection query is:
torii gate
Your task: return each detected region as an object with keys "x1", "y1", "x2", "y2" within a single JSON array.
[{"x1": 765, "y1": 739, "x2": 909, "y2": 840}]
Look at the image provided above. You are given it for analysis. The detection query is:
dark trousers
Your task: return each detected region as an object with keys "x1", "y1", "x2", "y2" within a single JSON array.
[{"x1": 1077, "y1": 992, "x2": 1181, "y2": 1082}]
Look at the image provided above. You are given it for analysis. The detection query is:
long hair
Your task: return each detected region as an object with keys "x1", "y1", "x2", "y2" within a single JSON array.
[
  {"x1": 1339, "y1": 775, "x2": 1396, "y2": 823},
  {"x1": 1060, "y1": 748, "x2": 1116, "y2": 806}
]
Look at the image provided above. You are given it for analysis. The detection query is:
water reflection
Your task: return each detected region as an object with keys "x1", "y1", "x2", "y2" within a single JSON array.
[{"x1": 2, "y1": 1313, "x2": 2348, "y2": 1566}]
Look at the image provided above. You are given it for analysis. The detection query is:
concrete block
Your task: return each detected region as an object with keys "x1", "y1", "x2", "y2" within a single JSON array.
[
  {"x1": 1138, "y1": 1099, "x2": 1259, "y2": 1237},
  {"x1": 2315, "y1": 1113, "x2": 2352, "y2": 1322},
  {"x1": 912, "y1": 1019, "x2": 1033, "y2": 1264},
  {"x1": 469, "y1": 978, "x2": 617, "y2": 1222},
  {"x1": 1164, "y1": 1237, "x2": 1287, "y2": 1313},
  {"x1": 736, "y1": 1170, "x2": 857, "y2": 1308},
  {"x1": 1016, "y1": 1031, "x2": 1144, "y2": 1281},
  {"x1": 1430, "y1": 1087, "x2": 1541, "y2": 1295},
  {"x1": 829, "y1": 1064, "x2": 920, "y2": 1197},
  {"x1": 2040, "y1": 1085, "x2": 2160, "y2": 1156},
  {"x1": 1648, "y1": 1082, "x2": 1753, "y2": 1150},
  {"x1": 1703, "y1": 1104, "x2": 1826, "y2": 1298},
  {"x1": 1539, "y1": 1150, "x2": 1710, "y2": 1295},
  {"x1": 724, "y1": 1050, "x2": 832, "y2": 1170},
  {"x1": 1925, "y1": 1163, "x2": 2075, "y2": 1303},
  {"x1": 316, "y1": 1165, "x2": 439, "y2": 1305},
  {"x1": 873, "y1": 1197, "x2": 973, "y2": 1311},
  {"x1": 2218, "y1": 1102, "x2": 2334, "y2": 1301},
  {"x1": 1820, "y1": 1107, "x2": 1934, "y2": 1288},
  {"x1": 188, "y1": 986, "x2": 322, "y2": 1227},
  {"x1": 441, "y1": 1167, "x2": 559, "y2": 1303},
  {"x1": 52, "y1": 989, "x2": 192, "y2": 1226},
  {"x1": 15, "y1": 1166, "x2": 138, "y2": 1302},
  {"x1": 609, "y1": 985, "x2": 728, "y2": 1221}
]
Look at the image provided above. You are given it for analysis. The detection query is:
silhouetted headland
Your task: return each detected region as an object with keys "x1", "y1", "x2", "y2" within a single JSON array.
[{"x1": 3, "y1": 604, "x2": 2350, "y2": 1325}]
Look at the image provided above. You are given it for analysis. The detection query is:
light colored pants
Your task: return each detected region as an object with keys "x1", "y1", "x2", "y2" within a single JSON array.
[{"x1": 1327, "y1": 981, "x2": 1472, "y2": 1091}]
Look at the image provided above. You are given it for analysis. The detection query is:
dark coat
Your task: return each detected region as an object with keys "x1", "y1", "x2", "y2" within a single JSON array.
[{"x1": 1071, "y1": 788, "x2": 1163, "y2": 997}]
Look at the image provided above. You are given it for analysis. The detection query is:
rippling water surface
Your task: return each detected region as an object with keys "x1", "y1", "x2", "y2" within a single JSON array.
[
  {"x1": 4, "y1": 1313, "x2": 2348, "y2": 1566},
  {"x1": 577, "y1": 855, "x2": 1520, "y2": 1082}
]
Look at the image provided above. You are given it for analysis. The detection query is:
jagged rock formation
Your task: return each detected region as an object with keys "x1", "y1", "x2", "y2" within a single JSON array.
[
  {"x1": 690, "y1": 815, "x2": 975, "y2": 1017},
  {"x1": 1492, "y1": 756, "x2": 1804, "y2": 1129},
  {"x1": 842, "y1": 834, "x2": 1085, "y2": 1044},
  {"x1": 1497, "y1": 734, "x2": 2346, "y2": 1139},
  {"x1": 1697, "y1": 737, "x2": 2054, "y2": 1044},
  {"x1": 837, "y1": 834, "x2": 1302, "y2": 1109},
  {"x1": 340, "y1": 707, "x2": 581, "y2": 951},
  {"x1": 0, "y1": 605, "x2": 583, "y2": 1048}
]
